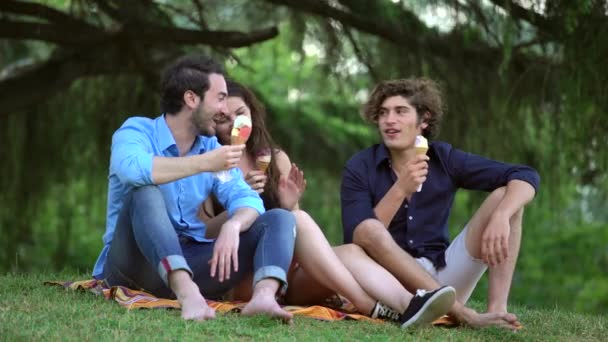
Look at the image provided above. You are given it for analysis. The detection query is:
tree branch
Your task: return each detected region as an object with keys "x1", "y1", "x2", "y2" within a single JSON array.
[
  {"x1": 0, "y1": 0, "x2": 95, "y2": 29},
  {"x1": 487, "y1": 0, "x2": 558, "y2": 35},
  {"x1": 0, "y1": 17, "x2": 278, "y2": 48},
  {"x1": 266, "y1": 0, "x2": 554, "y2": 71},
  {"x1": 0, "y1": 19, "x2": 107, "y2": 45}
]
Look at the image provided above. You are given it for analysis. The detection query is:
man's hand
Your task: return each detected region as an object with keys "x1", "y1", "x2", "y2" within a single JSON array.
[
  {"x1": 277, "y1": 164, "x2": 306, "y2": 210},
  {"x1": 210, "y1": 221, "x2": 241, "y2": 282},
  {"x1": 395, "y1": 154, "x2": 429, "y2": 197},
  {"x1": 244, "y1": 170, "x2": 268, "y2": 193},
  {"x1": 200, "y1": 145, "x2": 246, "y2": 172},
  {"x1": 481, "y1": 213, "x2": 510, "y2": 267}
]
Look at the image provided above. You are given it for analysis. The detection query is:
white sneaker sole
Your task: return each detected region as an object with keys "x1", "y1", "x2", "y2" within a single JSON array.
[{"x1": 401, "y1": 286, "x2": 456, "y2": 329}]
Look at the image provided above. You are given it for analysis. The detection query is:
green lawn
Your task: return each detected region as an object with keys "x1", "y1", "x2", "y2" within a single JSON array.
[{"x1": 1, "y1": 272, "x2": 606, "y2": 341}]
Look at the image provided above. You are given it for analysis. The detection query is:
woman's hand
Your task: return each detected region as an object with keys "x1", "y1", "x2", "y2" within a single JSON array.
[
  {"x1": 277, "y1": 164, "x2": 306, "y2": 210},
  {"x1": 244, "y1": 170, "x2": 267, "y2": 193}
]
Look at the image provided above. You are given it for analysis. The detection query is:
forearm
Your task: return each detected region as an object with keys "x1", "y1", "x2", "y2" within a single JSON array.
[
  {"x1": 151, "y1": 153, "x2": 218, "y2": 184},
  {"x1": 224, "y1": 207, "x2": 260, "y2": 233},
  {"x1": 492, "y1": 180, "x2": 535, "y2": 218},
  {"x1": 373, "y1": 182, "x2": 410, "y2": 228},
  {"x1": 203, "y1": 211, "x2": 229, "y2": 239}
]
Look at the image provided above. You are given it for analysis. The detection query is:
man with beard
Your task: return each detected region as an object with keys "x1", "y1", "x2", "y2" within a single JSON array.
[{"x1": 92, "y1": 55, "x2": 296, "y2": 322}]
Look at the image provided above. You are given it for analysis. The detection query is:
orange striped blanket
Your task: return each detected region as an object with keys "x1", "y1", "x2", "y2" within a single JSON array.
[{"x1": 44, "y1": 279, "x2": 457, "y2": 325}]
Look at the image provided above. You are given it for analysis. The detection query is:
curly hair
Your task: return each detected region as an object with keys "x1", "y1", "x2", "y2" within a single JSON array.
[{"x1": 362, "y1": 78, "x2": 445, "y2": 138}]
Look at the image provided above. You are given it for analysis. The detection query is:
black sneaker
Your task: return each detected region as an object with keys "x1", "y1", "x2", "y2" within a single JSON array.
[
  {"x1": 370, "y1": 301, "x2": 401, "y2": 322},
  {"x1": 400, "y1": 286, "x2": 456, "y2": 329}
]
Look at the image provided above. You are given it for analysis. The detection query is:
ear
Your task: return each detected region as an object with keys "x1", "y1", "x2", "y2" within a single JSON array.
[
  {"x1": 420, "y1": 111, "x2": 431, "y2": 129},
  {"x1": 183, "y1": 90, "x2": 200, "y2": 109}
]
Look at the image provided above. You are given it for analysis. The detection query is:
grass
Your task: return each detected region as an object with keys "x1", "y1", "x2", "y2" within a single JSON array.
[{"x1": 1, "y1": 272, "x2": 606, "y2": 341}]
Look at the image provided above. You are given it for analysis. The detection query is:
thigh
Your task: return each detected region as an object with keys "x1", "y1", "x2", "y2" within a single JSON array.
[{"x1": 434, "y1": 227, "x2": 487, "y2": 304}]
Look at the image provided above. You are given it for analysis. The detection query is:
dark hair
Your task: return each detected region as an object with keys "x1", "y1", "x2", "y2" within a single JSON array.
[
  {"x1": 160, "y1": 55, "x2": 225, "y2": 114},
  {"x1": 362, "y1": 78, "x2": 445, "y2": 138},
  {"x1": 226, "y1": 80, "x2": 282, "y2": 209}
]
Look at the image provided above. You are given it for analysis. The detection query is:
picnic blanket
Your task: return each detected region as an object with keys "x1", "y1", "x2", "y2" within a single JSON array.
[{"x1": 44, "y1": 279, "x2": 457, "y2": 325}]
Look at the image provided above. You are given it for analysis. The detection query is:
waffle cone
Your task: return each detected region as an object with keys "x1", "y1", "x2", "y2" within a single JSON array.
[
  {"x1": 256, "y1": 160, "x2": 271, "y2": 172},
  {"x1": 231, "y1": 135, "x2": 246, "y2": 145},
  {"x1": 415, "y1": 146, "x2": 429, "y2": 155}
]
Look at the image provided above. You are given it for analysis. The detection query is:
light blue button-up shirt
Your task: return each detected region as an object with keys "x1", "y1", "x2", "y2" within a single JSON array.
[{"x1": 92, "y1": 115, "x2": 265, "y2": 279}]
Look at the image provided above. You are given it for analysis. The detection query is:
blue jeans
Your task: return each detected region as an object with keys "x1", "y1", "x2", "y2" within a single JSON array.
[{"x1": 103, "y1": 185, "x2": 296, "y2": 299}]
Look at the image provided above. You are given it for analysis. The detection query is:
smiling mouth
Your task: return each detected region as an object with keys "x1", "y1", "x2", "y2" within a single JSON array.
[{"x1": 384, "y1": 129, "x2": 401, "y2": 137}]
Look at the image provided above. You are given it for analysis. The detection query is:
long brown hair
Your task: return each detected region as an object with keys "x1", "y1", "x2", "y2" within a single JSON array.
[{"x1": 226, "y1": 80, "x2": 281, "y2": 209}]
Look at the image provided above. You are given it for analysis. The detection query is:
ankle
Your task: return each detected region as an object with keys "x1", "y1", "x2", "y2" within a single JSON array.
[
  {"x1": 252, "y1": 278, "x2": 280, "y2": 298},
  {"x1": 169, "y1": 270, "x2": 199, "y2": 299},
  {"x1": 487, "y1": 304, "x2": 508, "y2": 314}
]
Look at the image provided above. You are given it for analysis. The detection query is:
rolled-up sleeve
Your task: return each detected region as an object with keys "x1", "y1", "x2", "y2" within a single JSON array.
[
  {"x1": 110, "y1": 121, "x2": 154, "y2": 186},
  {"x1": 214, "y1": 168, "x2": 265, "y2": 217},
  {"x1": 443, "y1": 143, "x2": 540, "y2": 194},
  {"x1": 340, "y1": 158, "x2": 376, "y2": 243}
]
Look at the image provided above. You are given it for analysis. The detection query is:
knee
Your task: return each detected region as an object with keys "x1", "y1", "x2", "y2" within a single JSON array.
[
  {"x1": 261, "y1": 208, "x2": 296, "y2": 236},
  {"x1": 336, "y1": 243, "x2": 365, "y2": 257},
  {"x1": 132, "y1": 185, "x2": 162, "y2": 198},
  {"x1": 292, "y1": 209, "x2": 316, "y2": 234},
  {"x1": 130, "y1": 185, "x2": 165, "y2": 210},
  {"x1": 489, "y1": 186, "x2": 507, "y2": 203},
  {"x1": 352, "y1": 219, "x2": 394, "y2": 253}
]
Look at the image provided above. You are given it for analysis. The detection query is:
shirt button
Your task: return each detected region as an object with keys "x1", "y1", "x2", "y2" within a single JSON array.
[
  {"x1": 409, "y1": 216, "x2": 413, "y2": 220},
  {"x1": 409, "y1": 240, "x2": 414, "y2": 244},
  {"x1": 405, "y1": 204, "x2": 409, "y2": 208}
]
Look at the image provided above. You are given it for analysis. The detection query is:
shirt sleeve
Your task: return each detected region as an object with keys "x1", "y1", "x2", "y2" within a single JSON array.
[
  {"x1": 340, "y1": 157, "x2": 376, "y2": 243},
  {"x1": 110, "y1": 119, "x2": 154, "y2": 186},
  {"x1": 441, "y1": 143, "x2": 540, "y2": 194},
  {"x1": 213, "y1": 168, "x2": 265, "y2": 217}
]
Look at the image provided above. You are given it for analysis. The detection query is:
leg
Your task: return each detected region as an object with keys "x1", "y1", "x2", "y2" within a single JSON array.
[
  {"x1": 462, "y1": 187, "x2": 523, "y2": 313},
  {"x1": 353, "y1": 218, "x2": 441, "y2": 293},
  {"x1": 104, "y1": 185, "x2": 213, "y2": 320},
  {"x1": 284, "y1": 210, "x2": 376, "y2": 314},
  {"x1": 239, "y1": 209, "x2": 297, "y2": 321},
  {"x1": 333, "y1": 244, "x2": 412, "y2": 312}
]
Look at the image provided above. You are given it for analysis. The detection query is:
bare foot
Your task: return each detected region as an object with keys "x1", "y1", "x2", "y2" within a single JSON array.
[
  {"x1": 463, "y1": 310, "x2": 521, "y2": 330},
  {"x1": 241, "y1": 293, "x2": 293, "y2": 323},
  {"x1": 178, "y1": 290, "x2": 216, "y2": 321},
  {"x1": 169, "y1": 270, "x2": 215, "y2": 321}
]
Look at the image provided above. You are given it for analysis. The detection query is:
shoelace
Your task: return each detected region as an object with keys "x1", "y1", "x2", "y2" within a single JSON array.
[
  {"x1": 377, "y1": 304, "x2": 401, "y2": 321},
  {"x1": 416, "y1": 289, "x2": 429, "y2": 297}
]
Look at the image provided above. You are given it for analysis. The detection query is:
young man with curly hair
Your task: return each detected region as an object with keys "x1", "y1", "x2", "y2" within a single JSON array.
[{"x1": 341, "y1": 78, "x2": 540, "y2": 329}]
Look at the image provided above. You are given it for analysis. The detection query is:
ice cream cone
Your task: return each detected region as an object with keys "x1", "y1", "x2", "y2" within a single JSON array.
[
  {"x1": 230, "y1": 116, "x2": 252, "y2": 145},
  {"x1": 415, "y1": 135, "x2": 428, "y2": 192},
  {"x1": 256, "y1": 148, "x2": 272, "y2": 173},
  {"x1": 256, "y1": 160, "x2": 271, "y2": 172}
]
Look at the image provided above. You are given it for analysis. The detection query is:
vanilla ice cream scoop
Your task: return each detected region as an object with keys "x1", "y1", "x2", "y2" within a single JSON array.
[{"x1": 415, "y1": 135, "x2": 429, "y2": 192}]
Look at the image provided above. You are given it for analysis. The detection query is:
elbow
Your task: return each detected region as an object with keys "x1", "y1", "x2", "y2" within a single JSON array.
[{"x1": 114, "y1": 157, "x2": 153, "y2": 186}]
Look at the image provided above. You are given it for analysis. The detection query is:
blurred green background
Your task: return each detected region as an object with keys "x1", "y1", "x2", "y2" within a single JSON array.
[{"x1": 1, "y1": 0, "x2": 606, "y2": 314}]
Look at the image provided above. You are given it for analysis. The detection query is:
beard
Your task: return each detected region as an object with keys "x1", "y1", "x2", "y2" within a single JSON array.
[{"x1": 191, "y1": 103, "x2": 216, "y2": 137}]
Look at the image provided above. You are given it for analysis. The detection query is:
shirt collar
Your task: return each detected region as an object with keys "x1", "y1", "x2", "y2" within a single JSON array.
[
  {"x1": 375, "y1": 143, "x2": 391, "y2": 167},
  {"x1": 156, "y1": 114, "x2": 177, "y2": 152},
  {"x1": 156, "y1": 114, "x2": 207, "y2": 154}
]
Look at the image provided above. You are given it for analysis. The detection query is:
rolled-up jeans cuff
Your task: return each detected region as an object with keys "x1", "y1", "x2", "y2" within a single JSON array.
[
  {"x1": 253, "y1": 265, "x2": 288, "y2": 296},
  {"x1": 157, "y1": 255, "x2": 192, "y2": 286}
]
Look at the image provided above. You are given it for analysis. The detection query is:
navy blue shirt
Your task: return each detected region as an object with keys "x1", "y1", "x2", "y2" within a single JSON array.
[{"x1": 341, "y1": 141, "x2": 540, "y2": 270}]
